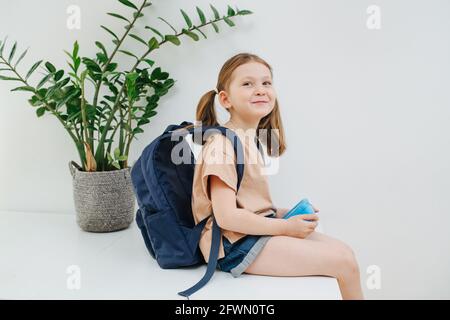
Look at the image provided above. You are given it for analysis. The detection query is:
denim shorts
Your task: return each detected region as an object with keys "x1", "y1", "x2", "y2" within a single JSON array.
[{"x1": 217, "y1": 213, "x2": 276, "y2": 277}]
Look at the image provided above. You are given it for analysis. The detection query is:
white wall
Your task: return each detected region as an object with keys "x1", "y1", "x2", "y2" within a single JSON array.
[{"x1": 1, "y1": 0, "x2": 449, "y2": 299}]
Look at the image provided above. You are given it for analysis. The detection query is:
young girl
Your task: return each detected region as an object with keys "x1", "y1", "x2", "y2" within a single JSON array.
[{"x1": 189, "y1": 53, "x2": 364, "y2": 300}]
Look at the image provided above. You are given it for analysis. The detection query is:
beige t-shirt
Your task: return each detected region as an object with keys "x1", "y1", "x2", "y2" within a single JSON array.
[{"x1": 191, "y1": 122, "x2": 277, "y2": 262}]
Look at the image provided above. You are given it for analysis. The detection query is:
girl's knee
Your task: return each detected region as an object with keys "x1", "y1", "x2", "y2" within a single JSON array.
[{"x1": 335, "y1": 246, "x2": 360, "y2": 277}]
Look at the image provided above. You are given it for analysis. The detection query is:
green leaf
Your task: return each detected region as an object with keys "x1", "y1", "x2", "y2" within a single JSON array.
[
  {"x1": 105, "y1": 63, "x2": 117, "y2": 72},
  {"x1": 145, "y1": 26, "x2": 164, "y2": 41},
  {"x1": 37, "y1": 73, "x2": 53, "y2": 89},
  {"x1": 194, "y1": 26, "x2": 207, "y2": 39},
  {"x1": 125, "y1": 72, "x2": 139, "y2": 100},
  {"x1": 129, "y1": 34, "x2": 147, "y2": 46},
  {"x1": 107, "y1": 12, "x2": 130, "y2": 23},
  {"x1": 145, "y1": 110, "x2": 157, "y2": 118},
  {"x1": 133, "y1": 127, "x2": 144, "y2": 134},
  {"x1": 211, "y1": 21, "x2": 219, "y2": 33},
  {"x1": 95, "y1": 41, "x2": 108, "y2": 56},
  {"x1": 36, "y1": 107, "x2": 46, "y2": 117},
  {"x1": 182, "y1": 29, "x2": 199, "y2": 41},
  {"x1": 96, "y1": 52, "x2": 108, "y2": 64},
  {"x1": 133, "y1": 12, "x2": 144, "y2": 19},
  {"x1": 237, "y1": 9, "x2": 253, "y2": 15},
  {"x1": 180, "y1": 9, "x2": 192, "y2": 28},
  {"x1": 142, "y1": 59, "x2": 155, "y2": 67},
  {"x1": 0, "y1": 75, "x2": 21, "y2": 81},
  {"x1": 164, "y1": 78, "x2": 175, "y2": 89},
  {"x1": 107, "y1": 83, "x2": 118, "y2": 95},
  {"x1": 14, "y1": 48, "x2": 28, "y2": 67},
  {"x1": 118, "y1": 50, "x2": 138, "y2": 59},
  {"x1": 82, "y1": 57, "x2": 102, "y2": 73},
  {"x1": 118, "y1": 0, "x2": 138, "y2": 10},
  {"x1": 146, "y1": 95, "x2": 159, "y2": 105},
  {"x1": 227, "y1": 5, "x2": 236, "y2": 16},
  {"x1": 118, "y1": 155, "x2": 127, "y2": 161},
  {"x1": 158, "y1": 17, "x2": 177, "y2": 34},
  {"x1": 0, "y1": 37, "x2": 7, "y2": 56},
  {"x1": 150, "y1": 67, "x2": 168, "y2": 80},
  {"x1": 28, "y1": 95, "x2": 43, "y2": 107},
  {"x1": 8, "y1": 41, "x2": 17, "y2": 63},
  {"x1": 114, "y1": 147, "x2": 121, "y2": 159},
  {"x1": 137, "y1": 119, "x2": 150, "y2": 126},
  {"x1": 160, "y1": 72, "x2": 169, "y2": 80},
  {"x1": 56, "y1": 88, "x2": 80, "y2": 109},
  {"x1": 125, "y1": 72, "x2": 139, "y2": 83},
  {"x1": 107, "y1": 152, "x2": 114, "y2": 163},
  {"x1": 164, "y1": 35, "x2": 180, "y2": 46},
  {"x1": 45, "y1": 86, "x2": 57, "y2": 99},
  {"x1": 36, "y1": 88, "x2": 47, "y2": 97},
  {"x1": 11, "y1": 86, "x2": 35, "y2": 93},
  {"x1": 210, "y1": 4, "x2": 220, "y2": 20},
  {"x1": 101, "y1": 25, "x2": 119, "y2": 41},
  {"x1": 54, "y1": 70, "x2": 64, "y2": 81},
  {"x1": 56, "y1": 77, "x2": 70, "y2": 88},
  {"x1": 67, "y1": 110, "x2": 81, "y2": 122},
  {"x1": 196, "y1": 6, "x2": 206, "y2": 24},
  {"x1": 112, "y1": 162, "x2": 121, "y2": 170},
  {"x1": 74, "y1": 57, "x2": 81, "y2": 72},
  {"x1": 72, "y1": 41, "x2": 79, "y2": 58},
  {"x1": 45, "y1": 62, "x2": 56, "y2": 73},
  {"x1": 148, "y1": 37, "x2": 160, "y2": 51},
  {"x1": 223, "y1": 16, "x2": 235, "y2": 27}
]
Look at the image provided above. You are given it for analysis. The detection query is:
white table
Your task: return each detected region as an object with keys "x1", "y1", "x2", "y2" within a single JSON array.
[{"x1": 0, "y1": 211, "x2": 341, "y2": 300}]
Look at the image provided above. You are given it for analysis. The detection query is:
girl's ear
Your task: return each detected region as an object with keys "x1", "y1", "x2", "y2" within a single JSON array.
[{"x1": 218, "y1": 91, "x2": 232, "y2": 110}]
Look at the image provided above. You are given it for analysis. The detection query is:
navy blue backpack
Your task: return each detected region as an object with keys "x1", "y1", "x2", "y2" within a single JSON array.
[{"x1": 131, "y1": 121, "x2": 252, "y2": 298}]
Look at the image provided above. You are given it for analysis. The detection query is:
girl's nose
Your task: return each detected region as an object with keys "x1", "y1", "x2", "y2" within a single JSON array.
[{"x1": 254, "y1": 86, "x2": 267, "y2": 95}]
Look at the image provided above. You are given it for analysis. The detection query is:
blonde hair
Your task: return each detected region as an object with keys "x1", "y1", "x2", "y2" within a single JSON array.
[{"x1": 185, "y1": 52, "x2": 286, "y2": 157}]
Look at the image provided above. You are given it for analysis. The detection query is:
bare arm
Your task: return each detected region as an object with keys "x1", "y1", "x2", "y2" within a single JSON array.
[{"x1": 209, "y1": 175, "x2": 287, "y2": 236}]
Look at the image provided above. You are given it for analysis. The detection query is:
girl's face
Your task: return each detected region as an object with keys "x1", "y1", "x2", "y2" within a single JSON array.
[{"x1": 219, "y1": 62, "x2": 276, "y2": 124}]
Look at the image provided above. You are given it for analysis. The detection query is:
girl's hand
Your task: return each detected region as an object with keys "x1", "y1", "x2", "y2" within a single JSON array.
[
  {"x1": 283, "y1": 213, "x2": 319, "y2": 239},
  {"x1": 275, "y1": 207, "x2": 290, "y2": 219},
  {"x1": 277, "y1": 204, "x2": 319, "y2": 218}
]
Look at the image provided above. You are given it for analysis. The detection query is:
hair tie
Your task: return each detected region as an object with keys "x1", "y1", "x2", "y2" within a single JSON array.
[{"x1": 213, "y1": 88, "x2": 218, "y2": 94}]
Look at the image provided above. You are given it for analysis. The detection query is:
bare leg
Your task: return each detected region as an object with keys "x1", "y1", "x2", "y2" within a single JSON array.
[
  {"x1": 244, "y1": 235, "x2": 364, "y2": 300},
  {"x1": 305, "y1": 231, "x2": 365, "y2": 299}
]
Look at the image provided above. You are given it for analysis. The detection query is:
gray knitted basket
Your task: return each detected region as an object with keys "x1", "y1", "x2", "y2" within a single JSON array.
[{"x1": 69, "y1": 161, "x2": 135, "y2": 232}]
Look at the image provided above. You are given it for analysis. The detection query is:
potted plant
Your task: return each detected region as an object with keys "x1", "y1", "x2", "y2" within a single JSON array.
[{"x1": 0, "y1": 0, "x2": 252, "y2": 232}]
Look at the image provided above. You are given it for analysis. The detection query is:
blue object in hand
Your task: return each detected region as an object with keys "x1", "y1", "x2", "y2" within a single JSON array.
[{"x1": 283, "y1": 198, "x2": 316, "y2": 221}]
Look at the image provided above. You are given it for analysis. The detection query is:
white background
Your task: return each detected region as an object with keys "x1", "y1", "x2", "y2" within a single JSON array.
[{"x1": 1, "y1": 0, "x2": 449, "y2": 299}]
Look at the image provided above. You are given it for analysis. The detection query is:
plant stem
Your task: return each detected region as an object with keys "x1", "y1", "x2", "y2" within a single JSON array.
[
  {"x1": 91, "y1": 0, "x2": 151, "y2": 136},
  {"x1": 118, "y1": 101, "x2": 125, "y2": 167},
  {"x1": 124, "y1": 133, "x2": 134, "y2": 168},
  {"x1": 126, "y1": 98, "x2": 133, "y2": 165},
  {"x1": 80, "y1": 74, "x2": 89, "y2": 149}
]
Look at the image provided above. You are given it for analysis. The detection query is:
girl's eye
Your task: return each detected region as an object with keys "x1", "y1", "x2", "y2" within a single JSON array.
[{"x1": 243, "y1": 81, "x2": 272, "y2": 86}]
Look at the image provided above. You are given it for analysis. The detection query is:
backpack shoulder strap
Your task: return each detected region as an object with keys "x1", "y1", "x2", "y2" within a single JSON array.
[
  {"x1": 178, "y1": 216, "x2": 221, "y2": 298},
  {"x1": 177, "y1": 124, "x2": 245, "y2": 299}
]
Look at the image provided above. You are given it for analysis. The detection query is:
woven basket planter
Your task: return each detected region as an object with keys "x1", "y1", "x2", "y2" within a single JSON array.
[{"x1": 69, "y1": 161, "x2": 135, "y2": 232}]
